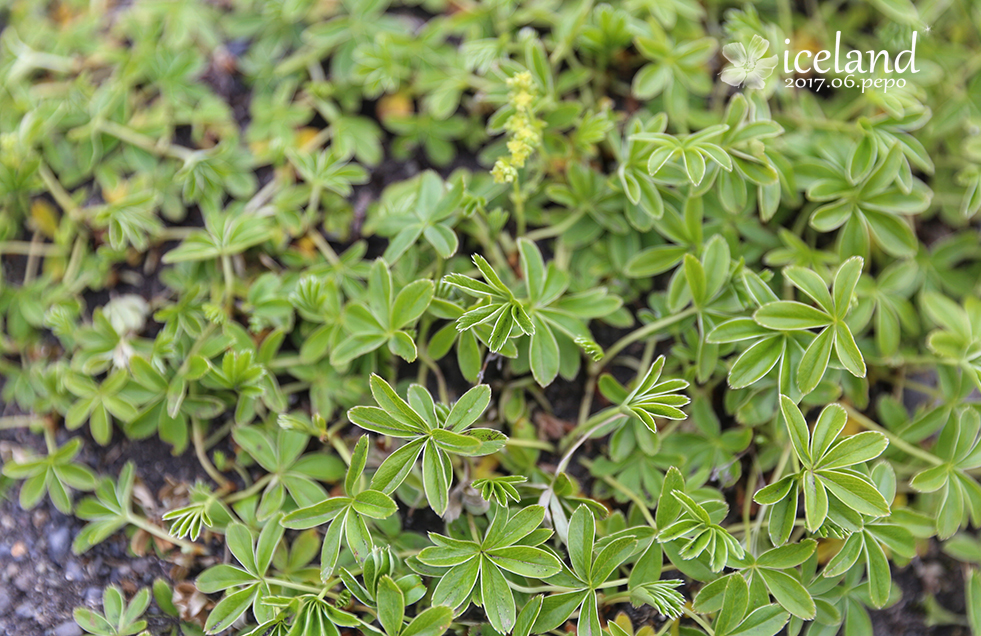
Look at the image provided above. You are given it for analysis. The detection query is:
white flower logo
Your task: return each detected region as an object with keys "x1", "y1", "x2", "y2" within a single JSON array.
[{"x1": 720, "y1": 34, "x2": 778, "y2": 89}]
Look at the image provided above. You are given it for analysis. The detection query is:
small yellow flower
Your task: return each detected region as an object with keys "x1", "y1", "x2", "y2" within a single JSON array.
[{"x1": 490, "y1": 71, "x2": 544, "y2": 183}]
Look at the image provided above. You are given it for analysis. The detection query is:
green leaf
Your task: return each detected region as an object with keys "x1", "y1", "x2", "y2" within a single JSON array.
[
  {"x1": 568, "y1": 505, "x2": 595, "y2": 582},
  {"x1": 758, "y1": 568, "x2": 815, "y2": 619},
  {"x1": 716, "y1": 574, "x2": 748, "y2": 635},
  {"x1": 204, "y1": 583, "x2": 259, "y2": 634},
  {"x1": 728, "y1": 605, "x2": 789, "y2": 636},
  {"x1": 401, "y1": 606, "x2": 454, "y2": 636},
  {"x1": 848, "y1": 135, "x2": 878, "y2": 183},
  {"x1": 802, "y1": 472, "x2": 829, "y2": 532},
  {"x1": 967, "y1": 568, "x2": 981, "y2": 636},
  {"x1": 481, "y1": 557, "x2": 516, "y2": 633},
  {"x1": 352, "y1": 490, "x2": 398, "y2": 519},
  {"x1": 684, "y1": 254, "x2": 707, "y2": 306},
  {"x1": 784, "y1": 267, "x2": 833, "y2": 313},
  {"x1": 377, "y1": 575, "x2": 405, "y2": 636},
  {"x1": 780, "y1": 396, "x2": 811, "y2": 466},
  {"x1": 529, "y1": 317, "x2": 560, "y2": 387},
  {"x1": 797, "y1": 327, "x2": 834, "y2": 395},
  {"x1": 818, "y1": 470, "x2": 890, "y2": 517},
  {"x1": 443, "y1": 385, "x2": 491, "y2": 432},
  {"x1": 728, "y1": 337, "x2": 783, "y2": 388},
  {"x1": 532, "y1": 590, "x2": 589, "y2": 633},
  {"x1": 818, "y1": 431, "x2": 889, "y2": 469},
  {"x1": 371, "y1": 439, "x2": 426, "y2": 495},
  {"x1": 487, "y1": 546, "x2": 562, "y2": 578},
  {"x1": 422, "y1": 443, "x2": 450, "y2": 515},
  {"x1": 754, "y1": 302, "x2": 832, "y2": 330},
  {"x1": 391, "y1": 280, "x2": 435, "y2": 329},
  {"x1": 864, "y1": 534, "x2": 892, "y2": 608}
]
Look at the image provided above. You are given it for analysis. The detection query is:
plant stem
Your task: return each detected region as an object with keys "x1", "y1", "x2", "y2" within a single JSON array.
[
  {"x1": 842, "y1": 404, "x2": 943, "y2": 466},
  {"x1": 265, "y1": 577, "x2": 326, "y2": 595},
  {"x1": 128, "y1": 515, "x2": 205, "y2": 554},
  {"x1": 0, "y1": 241, "x2": 66, "y2": 256},
  {"x1": 560, "y1": 407, "x2": 620, "y2": 449},
  {"x1": 592, "y1": 307, "x2": 698, "y2": 373},
  {"x1": 751, "y1": 443, "x2": 792, "y2": 552},
  {"x1": 223, "y1": 473, "x2": 274, "y2": 504},
  {"x1": 269, "y1": 354, "x2": 305, "y2": 370},
  {"x1": 511, "y1": 177, "x2": 528, "y2": 237},
  {"x1": 505, "y1": 438, "x2": 555, "y2": 452},
  {"x1": 222, "y1": 253, "x2": 235, "y2": 313},
  {"x1": 0, "y1": 415, "x2": 45, "y2": 429},
  {"x1": 682, "y1": 606, "x2": 715, "y2": 635},
  {"x1": 193, "y1": 417, "x2": 230, "y2": 488},
  {"x1": 309, "y1": 228, "x2": 341, "y2": 266},
  {"x1": 98, "y1": 120, "x2": 195, "y2": 162},
  {"x1": 579, "y1": 458, "x2": 657, "y2": 529},
  {"x1": 524, "y1": 209, "x2": 586, "y2": 242},
  {"x1": 38, "y1": 162, "x2": 80, "y2": 219},
  {"x1": 554, "y1": 413, "x2": 625, "y2": 477}
]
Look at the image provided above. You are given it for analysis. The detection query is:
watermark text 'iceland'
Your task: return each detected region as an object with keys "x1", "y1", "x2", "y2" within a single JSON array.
[{"x1": 784, "y1": 31, "x2": 919, "y2": 93}]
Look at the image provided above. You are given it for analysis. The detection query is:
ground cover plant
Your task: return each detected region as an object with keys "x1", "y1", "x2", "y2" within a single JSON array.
[{"x1": 1, "y1": 0, "x2": 981, "y2": 635}]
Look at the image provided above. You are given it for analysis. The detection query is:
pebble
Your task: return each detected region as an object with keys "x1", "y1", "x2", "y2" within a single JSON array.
[
  {"x1": 53, "y1": 621, "x2": 83, "y2": 636},
  {"x1": 131, "y1": 558, "x2": 149, "y2": 575},
  {"x1": 83, "y1": 587, "x2": 102, "y2": 606},
  {"x1": 0, "y1": 589, "x2": 11, "y2": 613},
  {"x1": 47, "y1": 527, "x2": 71, "y2": 561},
  {"x1": 14, "y1": 601, "x2": 34, "y2": 619},
  {"x1": 64, "y1": 561, "x2": 85, "y2": 582},
  {"x1": 10, "y1": 541, "x2": 27, "y2": 559},
  {"x1": 14, "y1": 574, "x2": 32, "y2": 592}
]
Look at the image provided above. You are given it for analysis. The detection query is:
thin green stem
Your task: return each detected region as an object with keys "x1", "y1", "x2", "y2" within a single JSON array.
[
  {"x1": 309, "y1": 227, "x2": 341, "y2": 266},
  {"x1": 524, "y1": 209, "x2": 586, "y2": 242},
  {"x1": 223, "y1": 473, "x2": 275, "y2": 504},
  {"x1": 580, "y1": 458, "x2": 657, "y2": 529},
  {"x1": 38, "y1": 162, "x2": 80, "y2": 218},
  {"x1": 555, "y1": 413, "x2": 625, "y2": 476},
  {"x1": 592, "y1": 307, "x2": 698, "y2": 373},
  {"x1": 269, "y1": 354, "x2": 305, "y2": 370},
  {"x1": 842, "y1": 404, "x2": 942, "y2": 466},
  {"x1": 682, "y1": 606, "x2": 715, "y2": 635},
  {"x1": 222, "y1": 254, "x2": 235, "y2": 313},
  {"x1": 193, "y1": 417, "x2": 231, "y2": 488},
  {"x1": 513, "y1": 179, "x2": 526, "y2": 236},
  {"x1": 505, "y1": 438, "x2": 555, "y2": 452},
  {"x1": 751, "y1": 443, "x2": 792, "y2": 552},
  {"x1": 0, "y1": 241, "x2": 65, "y2": 256},
  {"x1": 0, "y1": 416, "x2": 46, "y2": 430},
  {"x1": 128, "y1": 515, "x2": 205, "y2": 554},
  {"x1": 265, "y1": 577, "x2": 327, "y2": 595},
  {"x1": 98, "y1": 120, "x2": 195, "y2": 162}
]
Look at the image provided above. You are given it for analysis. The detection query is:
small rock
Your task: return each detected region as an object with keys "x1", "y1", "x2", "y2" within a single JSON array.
[
  {"x1": 47, "y1": 526, "x2": 71, "y2": 561},
  {"x1": 10, "y1": 541, "x2": 27, "y2": 559},
  {"x1": 14, "y1": 601, "x2": 34, "y2": 619},
  {"x1": 84, "y1": 586, "x2": 102, "y2": 606},
  {"x1": 14, "y1": 574, "x2": 31, "y2": 592},
  {"x1": 130, "y1": 558, "x2": 149, "y2": 575},
  {"x1": 0, "y1": 589, "x2": 11, "y2": 613},
  {"x1": 64, "y1": 561, "x2": 85, "y2": 582},
  {"x1": 53, "y1": 621, "x2": 83, "y2": 636},
  {"x1": 85, "y1": 556, "x2": 102, "y2": 577}
]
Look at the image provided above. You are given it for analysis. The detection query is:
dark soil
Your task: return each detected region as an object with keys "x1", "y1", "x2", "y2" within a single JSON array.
[
  {"x1": 0, "y1": 425, "x2": 210, "y2": 636},
  {"x1": 0, "y1": 57, "x2": 974, "y2": 634}
]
